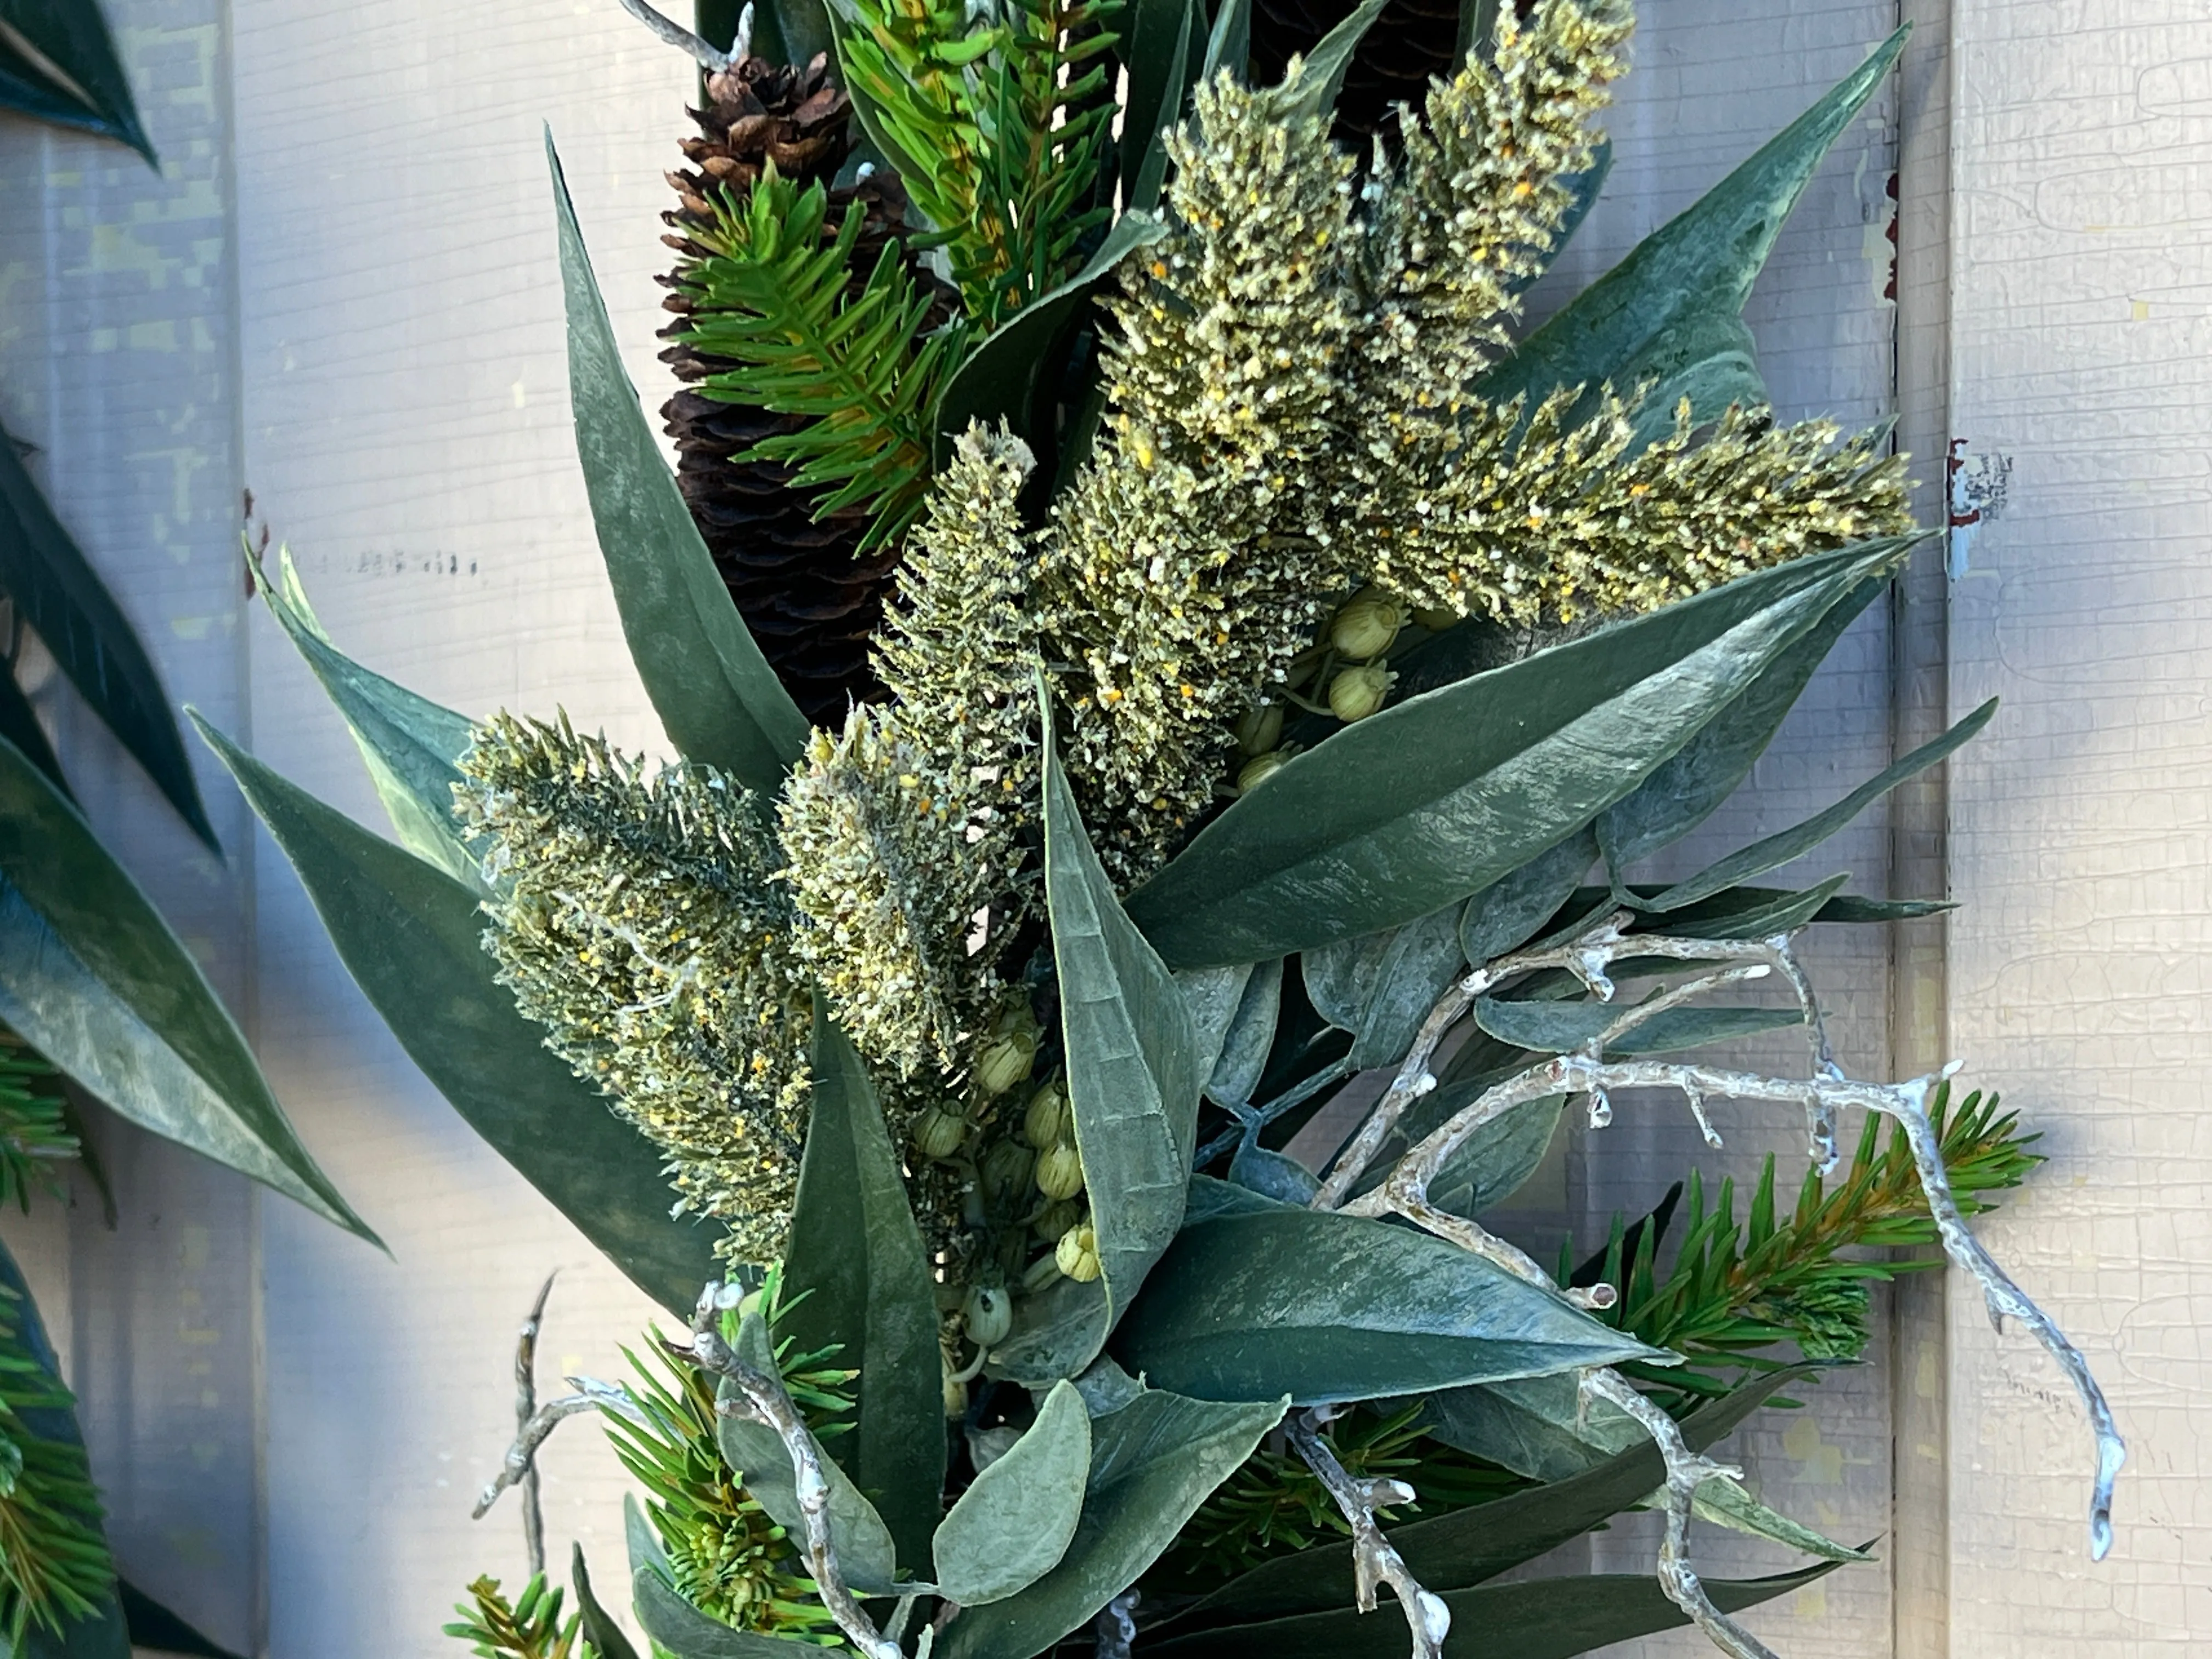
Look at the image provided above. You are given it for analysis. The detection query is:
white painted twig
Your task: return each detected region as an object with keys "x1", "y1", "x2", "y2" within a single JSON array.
[
  {"x1": 472, "y1": 1394, "x2": 598, "y2": 1521},
  {"x1": 681, "y1": 1285, "x2": 904, "y2": 1659},
  {"x1": 1286, "y1": 1408, "x2": 1450, "y2": 1658},
  {"x1": 513, "y1": 1271, "x2": 556, "y2": 1574},
  {"x1": 1580, "y1": 1368, "x2": 1777, "y2": 1659}
]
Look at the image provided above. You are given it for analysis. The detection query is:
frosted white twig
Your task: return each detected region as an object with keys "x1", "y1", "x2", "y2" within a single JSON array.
[
  {"x1": 1093, "y1": 1590, "x2": 1140, "y2": 1658},
  {"x1": 1286, "y1": 1408, "x2": 1451, "y2": 1658},
  {"x1": 1317, "y1": 901, "x2": 2125, "y2": 1630},
  {"x1": 1315, "y1": 916, "x2": 1832, "y2": 1209},
  {"x1": 681, "y1": 1285, "x2": 904, "y2": 1659},
  {"x1": 617, "y1": 0, "x2": 738, "y2": 71},
  {"x1": 1580, "y1": 1368, "x2": 1778, "y2": 1659}
]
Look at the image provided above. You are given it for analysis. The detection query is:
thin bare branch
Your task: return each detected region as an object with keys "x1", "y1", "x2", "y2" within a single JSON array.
[
  {"x1": 473, "y1": 1394, "x2": 599, "y2": 1521},
  {"x1": 514, "y1": 1271, "x2": 557, "y2": 1573},
  {"x1": 1286, "y1": 1409, "x2": 1449, "y2": 1657},
  {"x1": 616, "y1": 0, "x2": 738, "y2": 71}
]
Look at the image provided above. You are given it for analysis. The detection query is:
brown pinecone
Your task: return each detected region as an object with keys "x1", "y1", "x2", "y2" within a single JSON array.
[
  {"x1": 658, "y1": 52, "x2": 921, "y2": 730},
  {"x1": 1250, "y1": 0, "x2": 1468, "y2": 145}
]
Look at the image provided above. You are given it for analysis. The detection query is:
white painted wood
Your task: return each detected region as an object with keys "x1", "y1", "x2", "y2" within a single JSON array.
[
  {"x1": 1944, "y1": 2, "x2": 2212, "y2": 1651},
  {"x1": 0, "y1": 0, "x2": 2176, "y2": 1654},
  {"x1": 225, "y1": 2, "x2": 691, "y2": 1653}
]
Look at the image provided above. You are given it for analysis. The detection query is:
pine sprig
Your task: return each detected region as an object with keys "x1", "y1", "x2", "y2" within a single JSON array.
[
  {"x1": 1578, "y1": 1085, "x2": 2040, "y2": 1399},
  {"x1": 826, "y1": 0, "x2": 1120, "y2": 320},
  {"x1": 442, "y1": 1573, "x2": 588, "y2": 1659},
  {"x1": 597, "y1": 1265, "x2": 853, "y2": 1642},
  {"x1": 0, "y1": 1283, "x2": 112, "y2": 1650},
  {"x1": 676, "y1": 165, "x2": 969, "y2": 549},
  {"x1": 979, "y1": 0, "x2": 1124, "y2": 314},
  {"x1": 0, "y1": 1031, "x2": 78, "y2": 1214}
]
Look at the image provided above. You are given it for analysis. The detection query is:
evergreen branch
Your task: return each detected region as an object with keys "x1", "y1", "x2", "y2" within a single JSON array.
[
  {"x1": 980, "y1": 0, "x2": 1125, "y2": 314},
  {"x1": 0, "y1": 1030, "x2": 78, "y2": 1214},
  {"x1": 1585, "y1": 1085, "x2": 2039, "y2": 1398},
  {"x1": 443, "y1": 1573, "x2": 588, "y2": 1659},
  {"x1": 597, "y1": 1265, "x2": 852, "y2": 1642},
  {"x1": 0, "y1": 1285, "x2": 112, "y2": 1650},
  {"x1": 827, "y1": 0, "x2": 1121, "y2": 320},
  {"x1": 676, "y1": 166, "x2": 969, "y2": 550}
]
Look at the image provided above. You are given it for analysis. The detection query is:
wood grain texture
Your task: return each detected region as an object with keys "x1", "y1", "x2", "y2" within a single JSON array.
[
  {"x1": 1945, "y1": 1, "x2": 2212, "y2": 1649},
  {"x1": 0, "y1": 0, "x2": 267, "y2": 1647}
]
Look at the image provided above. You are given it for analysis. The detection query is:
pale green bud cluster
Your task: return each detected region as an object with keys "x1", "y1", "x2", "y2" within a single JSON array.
[{"x1": 454, "y1": 712, "x2": 810, "y2": 1266}]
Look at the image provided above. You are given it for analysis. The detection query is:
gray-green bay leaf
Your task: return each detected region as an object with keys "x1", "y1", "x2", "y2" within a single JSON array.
[
  {"x1": 548, "y1": 133, "x2": 807, "y2": 794},
  {"x1": 259, "y1": 548, "x2": 482, "y2": 890},
  {"x1": 1476, "y1": 28, "x2": 1907, "y2": 432},
  {"x1": 1111, "y1": 1204, "x2": 1663, "y2": 1404},
  {"x1": 1126, "y1": 539, "x2": 1911, "y2": 969},
  {"x1": 938, "y1": 1389, "x2": 1285, "y2": 1659},
  {"x1": 780, "y1": 1003, "x2": 942, "y2": 1567},
  {"x1": 1028, "y1": 710, "x2": 1201, "y2": 1378},
  {"x1": 195, "y1": 716, "x2": 715, "y2": 1310},
  {"x1": 932, "y1": 1380, "x2": 1091, "y2": 1605},
  {"x1": 0, "y1": 731, "x2": 370, "y2": 1242},
  {"x1": 1145, "y1": 1560, "x2": 1848, "y2": 1659}
]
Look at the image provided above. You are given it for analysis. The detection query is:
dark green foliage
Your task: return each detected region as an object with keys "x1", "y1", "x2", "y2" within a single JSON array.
[
  {"x1": 443, "y1": 1574, "x2": 585, "y2": 1659},
  {"x1": 824, "y1": 0, "x2": 1121, "y2": 323},
  {"x1": 0, "y1": 1031, "x2": 75, "y2": 1212},
  {"x1": 599, "y1": 1269, "x2": 853, "y2": 1642},
  {"x1": 0, "y1": 1243, "x2": 111, "y2": 1650},
  {"x1": 1158, "y1": 1401, "x2": 1523, "y2": 1582},
  {"x1": 1581, "y1": 1086, "x2": 2040, "y2": 1400},
  {"x1": 675, "y1": 167, "x2": 971, "y2": 550},
  {"x1": 0, "y1": 433, "x2": 213, "y2": 848}
]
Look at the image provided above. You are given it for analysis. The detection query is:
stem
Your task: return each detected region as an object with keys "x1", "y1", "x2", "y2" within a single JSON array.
[
  {"x1": 684, "y1": 1287, "x2": 904, "y2": 1659},
  {"x1": 1285, "y1": 1409, "x2": 1449, "y2": 1658},
  {"x1": 515, "y1": 1273, "x2": 556, "y2": 1573},
  {"x1": 617, "y1": 0, "x2": 737, "y2": 70},
  {"x1": 1580, "y1": 1368, "x2": 1776, "y2": 1659}
]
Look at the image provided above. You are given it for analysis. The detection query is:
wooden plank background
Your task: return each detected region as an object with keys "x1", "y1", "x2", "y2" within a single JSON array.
[{"x1": 0, "y1": 0, "x2": 2186, "y2": 1653}]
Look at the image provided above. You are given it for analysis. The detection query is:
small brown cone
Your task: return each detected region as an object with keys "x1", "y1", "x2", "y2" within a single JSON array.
[{"x1": 658, "y1": 52, "x2": 929, "y2": 729}]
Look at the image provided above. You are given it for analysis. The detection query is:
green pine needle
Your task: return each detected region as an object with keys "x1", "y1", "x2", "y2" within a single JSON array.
[
  {"x1": 0, "y1": 1286, "x2": 114, "y2": 1649},
  {"x1": 0, "y1": 1030, "x2": 78, "y2": 1214},
  {"x1": 826, "y1": 0, "x2": 1122, "y2": 321},
  {"x1": 442, "y1": 1573, "x2": 588, "y2": 1659},
  {"x1": 675, "y1": 166, "x2": 970, "y2": 551},
  {"x1": 597, "y1": 1265, "x2": 851, "y2": 1643},
  {"x1": 1585, "y1": 1084, "x2": 2040, "y2": 1401}
]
